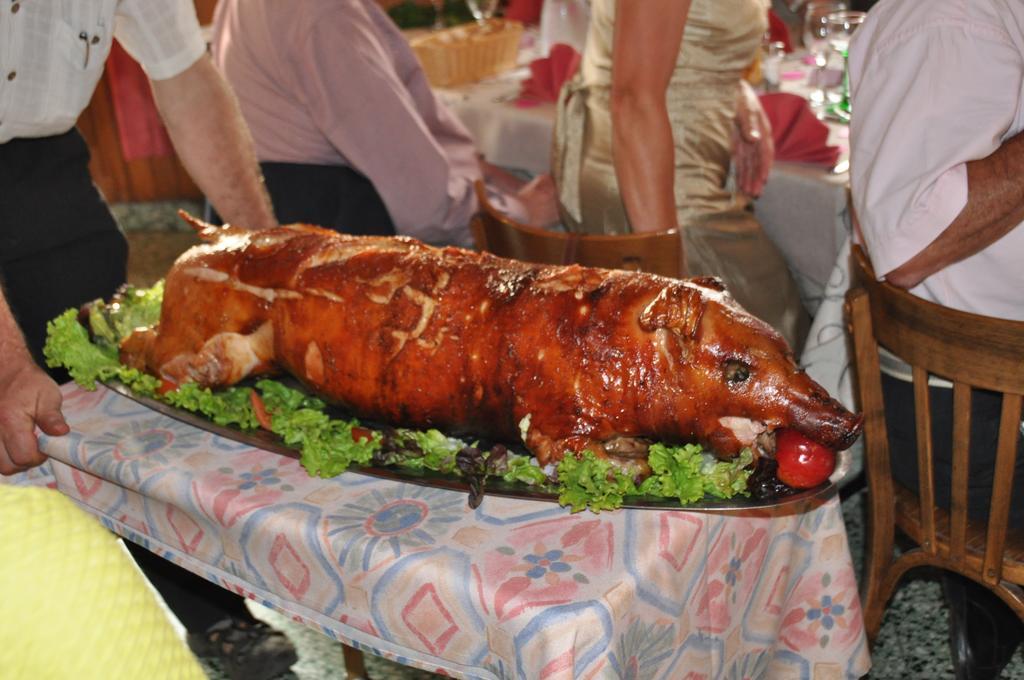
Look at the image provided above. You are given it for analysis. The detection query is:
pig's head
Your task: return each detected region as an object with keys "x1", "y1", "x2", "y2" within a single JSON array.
[{"x1": 640, "y1": 278, "x2": 862, "y2": 459}]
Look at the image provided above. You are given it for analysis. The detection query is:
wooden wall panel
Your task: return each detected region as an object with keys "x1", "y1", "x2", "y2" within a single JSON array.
[{"x1": 77, "y1": 70, "x2": 203, "y2": 204}]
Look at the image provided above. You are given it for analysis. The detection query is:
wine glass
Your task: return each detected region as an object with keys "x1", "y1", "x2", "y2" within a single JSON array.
[
  {"x1": 466, "y1": 0, "x2": 499, "y2": 25},
  {"x1": 802, "y1": 1, "x2": 847, "y2": 107},
  {"x1": 826, "y1": 10, "x2": 866, "y2": 116},
  {"x1": 431, "y1": 0, "x2": 445, "y2": 30}
]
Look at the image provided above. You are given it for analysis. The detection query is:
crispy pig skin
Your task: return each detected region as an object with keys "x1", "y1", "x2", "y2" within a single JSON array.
[{"x1": 121, "y1": 218, "x2": 861, "y2": 466}]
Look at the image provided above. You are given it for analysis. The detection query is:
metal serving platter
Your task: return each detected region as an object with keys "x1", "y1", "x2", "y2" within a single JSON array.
[{"x1": 103, "y1": 381, "x2": 843, "y2": 512}]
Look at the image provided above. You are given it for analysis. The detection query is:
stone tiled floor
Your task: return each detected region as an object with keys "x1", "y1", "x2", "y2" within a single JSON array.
[{"x1": 116, "y1": 202, "x2": 1024, "y2": 680}]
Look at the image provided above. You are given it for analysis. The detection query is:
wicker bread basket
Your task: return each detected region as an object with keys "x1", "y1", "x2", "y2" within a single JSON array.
[{"x1": 410, "y1": 19, "x2": 524, "y2": 88}]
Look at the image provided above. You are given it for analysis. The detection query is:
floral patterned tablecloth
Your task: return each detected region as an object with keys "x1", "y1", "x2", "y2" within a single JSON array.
[{"x1": 34, "y1": 384, "x2": 870, "y2": 679}]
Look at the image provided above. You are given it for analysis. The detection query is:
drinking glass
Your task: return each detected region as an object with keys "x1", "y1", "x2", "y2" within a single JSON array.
[
  {"x1": 431, "y1": 0, "x2": 445, "y2": 30},
  {"x1": 826, "y1": 10, "x2": 866, "y2": 116},
  {"x1": 466, "y1": 0, "x2": 499, "y2": 24},
  {"x1": 802, "y1": 1, "x2": 847, "y2": 107}
]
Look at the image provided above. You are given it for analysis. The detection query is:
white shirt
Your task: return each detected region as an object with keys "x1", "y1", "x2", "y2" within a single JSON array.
[
  {"x1": 848, "y1": 0, "x2": 1024, "y2": 321},
  {"x1": 0, "y1": 0, "x2": 206, "y2": 144}
]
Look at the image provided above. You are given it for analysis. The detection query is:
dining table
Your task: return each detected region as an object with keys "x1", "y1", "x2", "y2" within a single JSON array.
[{"x1": 8, "y1": 381, "x2": 873, "y2": 679}]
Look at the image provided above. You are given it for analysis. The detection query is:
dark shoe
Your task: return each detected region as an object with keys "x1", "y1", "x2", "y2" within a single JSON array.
[
  {"x1": 944, "y1": 575, "x2": 1023, "y2": 680},
  {"x1": 187, "y1": 617, "x2": 298, "y2": 680}
]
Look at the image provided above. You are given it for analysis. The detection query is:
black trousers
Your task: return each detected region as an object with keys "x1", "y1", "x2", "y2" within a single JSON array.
[
  {"x1": 0, "y1": 129, "x2": 249, "y2": 632},
  {"x1": 883, "y1": 373, "x2": 1024, "y2": 527},
  {"x1": 0, "y1": 130, "x2": 128, "y2": 377},
  {"x1": 260, "y1": 161, "x2": 397, "y2": 236}
]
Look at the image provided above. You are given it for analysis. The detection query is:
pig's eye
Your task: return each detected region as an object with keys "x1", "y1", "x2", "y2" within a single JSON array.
[{"x1": 723, "y1": 359, "x2": 750, "y2": 384}]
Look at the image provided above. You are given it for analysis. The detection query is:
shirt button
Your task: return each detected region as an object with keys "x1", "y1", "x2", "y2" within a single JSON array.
[
  {"x1": 11, "y1": 3, "x2": 19, "y2": 13},
  {"x1": 6, "y1": 71, "x2": 15, "y2": 81}
]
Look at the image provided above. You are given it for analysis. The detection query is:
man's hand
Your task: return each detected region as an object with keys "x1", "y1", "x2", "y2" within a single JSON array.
[
  {"x1": 515, "y1": 174, "x2": 561, "y2": 229},
  {"x1": 0, "y1": 359, "x2": 68, "y2": 475},
  {"x1": 732, "y1": 80, "x2": 774, "y2": 198},
  {"x1": 479, "y1": 158, "x2": 528, "y2": 196}
]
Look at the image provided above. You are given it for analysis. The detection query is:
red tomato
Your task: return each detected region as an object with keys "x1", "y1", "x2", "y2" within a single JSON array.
[
  {"x1": 157, "y1": 379, "x2": 179, "y2": 396},
  {"x1": 350, "y1": 426, "x2": 374, "y2": 443},
  {"x1": 774, "y1": 429, "x2": 837, "y2": 489},
  {"x1": 249, "y1": 391, "x2": 273, "y2": 430}
]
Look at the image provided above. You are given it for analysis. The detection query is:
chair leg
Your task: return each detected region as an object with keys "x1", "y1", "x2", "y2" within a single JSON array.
[
  {"x1": 861, "y1": 499, "x2": 897, "y2": 641},
  {"x1": 342, "y1": 643, "x2": 369, "y2": 680}
]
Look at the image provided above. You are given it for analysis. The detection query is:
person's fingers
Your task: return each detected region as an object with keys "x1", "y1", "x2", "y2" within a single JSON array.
[
  {"x1": 742, "y1": 147, "x2": 762, "y2": 196},
  {"x1": 0, "y1": 445, "x2": 28, "y2": 476},
  {"x1": 742, "y1": 119, "x2": 762, "y2": 144},
  {"x1": 0, "y1": 417, "x2": 47, "y2": 475},
  {"x1": 0, "y1": 366, "x2": 65, "y2": 475},
  {"x1": 758, "y1": 116, "x2": 775, "y2": 178},
  {"x1": 737, "y1": 153, "x2": 751, "y2": 196},
  {"x1": 35, "y1": 386, "x2": 70, "y2": 436},
  {"x1": 734, "y1": 136, "x2": 755, "y2": 196}
]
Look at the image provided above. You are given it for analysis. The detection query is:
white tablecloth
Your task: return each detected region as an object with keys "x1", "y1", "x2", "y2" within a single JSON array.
[{"x1": 7, "y1": 384, "x2": 872, "y2": 679}]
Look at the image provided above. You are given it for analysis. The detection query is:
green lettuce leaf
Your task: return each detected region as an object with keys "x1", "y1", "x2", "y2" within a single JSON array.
[
  {"x1": 557, "y1": 450, "x2": 639, "y2": 513},
  {"x1": 395, "y1": 428, "x2": 460, "y2": 473},
  {"x1": 636, "y1": 443, "x2": 705, "y2": 505},
  {"x1": 163, "y1": 383, "x2": 260, "y2": 430},
  {"x1": 637, "y1": 443, "x2": 753, "y2": 505},
  {"x1": 700, "y1": 448, "x2": 754, "y2": 499},
  {"x1": 256, "y1": 378, "x2": 326, "y2": 413},
  {"x1": 502, "y1": 454, "x2": 551, "y2": 487},
  {"x1": 43, "y1": 308, "x2": 161, "y2": 396},
  {"x1": 43, "y1": 309, "x2": 120, "y2": 384},
  {"x1": 86, "y1": 282, "x2": 165, "y2": 351}
]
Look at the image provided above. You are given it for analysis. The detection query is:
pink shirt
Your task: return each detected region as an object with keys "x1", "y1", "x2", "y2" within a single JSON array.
[
  {"x1": 211, "y1": 0, "x2": 524, "y2": 247},
  {"x1": 848, "y1": 0, "x2": 1024, "y2": 321}
]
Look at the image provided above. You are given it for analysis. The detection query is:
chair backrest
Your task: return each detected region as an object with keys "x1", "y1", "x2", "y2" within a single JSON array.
[
  {"x1": 470, "y1": 181, "x2": 683, "y2": 277},
  {"x1": 845, "y1": 244, "x2": 1024, "y2": 624}
]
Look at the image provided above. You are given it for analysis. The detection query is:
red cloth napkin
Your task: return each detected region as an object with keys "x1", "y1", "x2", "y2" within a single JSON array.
[
  {"x1": 516, "y1": 43, "x2": 581, "y2": 107},
  {"x1": 105, "y1": 40, "x2": 174, "y2": 162},
  {"x1": 759, "y1": 92, "x2": 841, "y2": 166},
  {"x1": 767, "y1": 9, "x2": 793, "y2": 53},
  {"x1": 505, "y1": 0, "x2": 543, "y2": 25}
]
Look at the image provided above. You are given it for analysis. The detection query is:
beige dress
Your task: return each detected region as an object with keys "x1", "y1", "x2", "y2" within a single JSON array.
[{"x1": 554, "y1": 0, "x2": 809, "y2": 349}]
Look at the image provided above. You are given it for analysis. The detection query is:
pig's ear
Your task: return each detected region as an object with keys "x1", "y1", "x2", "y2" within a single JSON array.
[
  {"x1": 638, "y1": 284, "x2": 705, "y2": 339},
  {"x1": 688, "y1": 276, "x2": 726, "y2": 293}
]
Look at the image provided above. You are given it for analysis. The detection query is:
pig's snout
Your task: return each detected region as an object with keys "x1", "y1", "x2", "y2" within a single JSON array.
[{"x1": 786, "y1": 383, "x2": 863, "y2": 451}]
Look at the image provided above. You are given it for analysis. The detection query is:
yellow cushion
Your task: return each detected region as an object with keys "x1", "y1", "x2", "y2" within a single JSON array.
[{"x1": 0, "y1": 485, "x2": 205, "y2": 680}]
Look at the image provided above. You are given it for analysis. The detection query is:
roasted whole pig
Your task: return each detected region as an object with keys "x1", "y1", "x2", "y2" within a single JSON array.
[{"x1": 121, "y1": 216, "x2": 861, "y2": 470}]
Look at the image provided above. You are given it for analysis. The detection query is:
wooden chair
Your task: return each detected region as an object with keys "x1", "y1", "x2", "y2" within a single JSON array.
[
  {"x1": 844, "y1": 244, "x2": 1024, "y2": 641},
  {"x1": 470, "y1": 181, "x2": 683, "y2": 277}
]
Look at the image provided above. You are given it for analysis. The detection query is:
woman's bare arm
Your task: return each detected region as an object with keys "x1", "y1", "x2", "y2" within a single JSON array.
[{"x1": 610, "y1": 0, "x2": 692, "y2": 234}]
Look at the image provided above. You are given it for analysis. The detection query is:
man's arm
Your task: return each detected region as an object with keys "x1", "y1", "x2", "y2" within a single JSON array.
[
  {"x1": 849, "y1": 9, "x2": 1024, "y2": 289},
  {"x1": 151, "y1": 54, "x2": 276, "y2": 231},
  {"x1": 885, "y1": 130, "x2": 1024, "y2": 289},
  {"x1": 0, "y1": 288, "x2": 68, "y2": 475}
]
